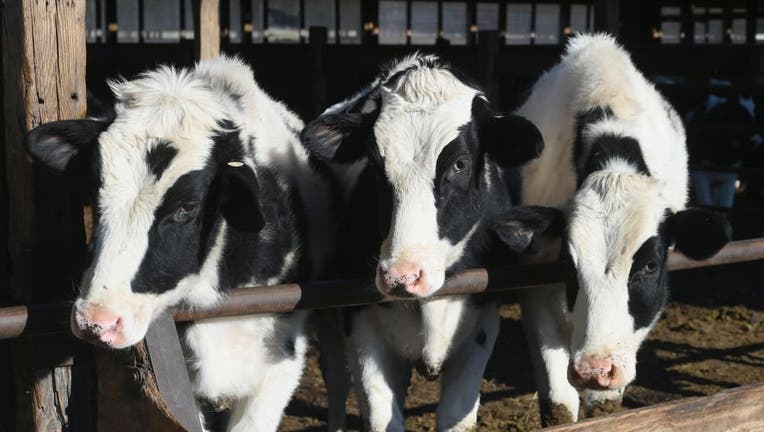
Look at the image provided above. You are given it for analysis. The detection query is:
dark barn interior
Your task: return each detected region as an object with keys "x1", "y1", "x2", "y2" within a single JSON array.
[{"x1": 0, "y1": 1, "x2": 763, "y2": 431}]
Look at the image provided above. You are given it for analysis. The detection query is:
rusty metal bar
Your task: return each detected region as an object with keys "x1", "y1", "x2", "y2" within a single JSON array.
[
  {"x1": 0, "y1": 238, "x2": 762, "y2": 339},
  {"x1": 666, "y1": 238, "x2": 764, "y2": 271}
]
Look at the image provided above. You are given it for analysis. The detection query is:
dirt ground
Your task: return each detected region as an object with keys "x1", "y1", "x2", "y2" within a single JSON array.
[{"x1": 279, "y1": 261, "x2": 764, "y2": 431}]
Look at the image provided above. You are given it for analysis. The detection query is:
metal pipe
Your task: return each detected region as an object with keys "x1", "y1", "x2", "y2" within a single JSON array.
[
  {"x1": 0, "y1": 238, "x2": 762, "y2": 340},
  {"x1": 666, "y1": 238, "x2": 764, "y2": 271}
]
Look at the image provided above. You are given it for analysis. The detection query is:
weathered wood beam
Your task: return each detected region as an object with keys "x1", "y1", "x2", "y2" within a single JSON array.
[
  {"x1": 544, "y1": 382, "x2": 764, "y2": 432},
  {"x1": 95, "y1": 315, "x2": 202, "y2": 432},
  {"x1": 2, "y1": 1, "x2": 90, "y2": 430},
  {"x1": 192, "y1": 0, "x2": 221, "y2": 60}
]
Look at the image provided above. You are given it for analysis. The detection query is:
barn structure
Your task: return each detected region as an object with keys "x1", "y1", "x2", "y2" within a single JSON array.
[{"x1": 0, "y1": 1, "x2": 763, "y2": 431}]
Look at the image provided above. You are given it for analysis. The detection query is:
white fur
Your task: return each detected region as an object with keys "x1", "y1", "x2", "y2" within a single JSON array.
[
  {"x1": 516, "y1": 34, "x2": 690, "y2": 420},
  {"x1": 76, "y1": 56, "x2": 330, "y2": 432}
]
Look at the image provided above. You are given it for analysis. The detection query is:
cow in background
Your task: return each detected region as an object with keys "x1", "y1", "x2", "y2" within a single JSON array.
[{"x1": 686, "y1": 92, "x2": 759, "y2": 208}]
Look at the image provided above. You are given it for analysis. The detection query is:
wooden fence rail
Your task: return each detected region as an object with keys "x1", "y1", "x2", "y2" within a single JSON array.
[{"x1": 545, "y1": 382, "x2": 764, "y2": 432}]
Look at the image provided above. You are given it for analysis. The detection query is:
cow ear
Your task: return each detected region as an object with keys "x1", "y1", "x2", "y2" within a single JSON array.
[
  {"x1": 493, "y1": 206, "x2": 565, "y2": 252},
  {"x1": 669, "y1": 208, "x2": 731, "y2": 260},
  {"x1": 301, "y1": 85, "x2": 380, "y2": 163},
  {"x1": 24, "y1": 119, "x2": 109, "y2": 175},
  {"x1": 218, "y1": 161, "x2": 264, "y2": 233},
  {"x1": 473, "y1": 96, "x2": 544, "y2": 167}
]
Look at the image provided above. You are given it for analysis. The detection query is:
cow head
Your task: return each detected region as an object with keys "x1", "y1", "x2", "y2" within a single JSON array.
[
  {"x1": 25, "y1": 63, "x2": 277, "y2": 348},
  {"x1": 303, "y1": 55, "x2": 549, "y2": 297},
  {"x1": 550, "y1": 133, "x2": 731, "y2": 392}
]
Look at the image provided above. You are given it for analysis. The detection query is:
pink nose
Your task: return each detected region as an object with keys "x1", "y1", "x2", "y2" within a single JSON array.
[
  {"x1": 380, "y1": 261, "x2": 426, "y2": 296},
  {"x1": 72, "y1": 305, "x2": 123, "y2": 345},
  {"x1": 569, "y1": 356, "x2": 625, "y2": 389}
]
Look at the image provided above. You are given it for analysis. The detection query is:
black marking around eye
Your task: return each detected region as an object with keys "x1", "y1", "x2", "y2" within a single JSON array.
[
  {"x1": 627, "y1": 233, "x2": 669, "y2": 329},
  {"x1": 146, "y1": 141, "x2": 178, "y2": 179}
]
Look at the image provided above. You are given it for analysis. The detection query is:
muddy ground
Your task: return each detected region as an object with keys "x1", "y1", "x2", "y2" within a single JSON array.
[{"x1": 279, "y1": 261, "x2": 764, "y2": 431}]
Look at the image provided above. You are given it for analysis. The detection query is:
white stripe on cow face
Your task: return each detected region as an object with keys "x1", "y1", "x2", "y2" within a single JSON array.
[
  {"x1": 567, "y1": 171, "x2": 667, "y2": 386},
  {"x1": 373, "y1": 68, "x2": 480, "y2": 298}
]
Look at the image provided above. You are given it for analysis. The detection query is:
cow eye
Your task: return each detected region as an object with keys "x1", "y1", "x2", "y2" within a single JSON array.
[
  {"x1": 173, "y1": 202, "x2": 199, "y2": 223},
  {"x1": 643, "y1": 261, "x2": 657, "y2": 273},
  {"x1": 452, "y1": 158, "x2": 469, "y2": 173}
]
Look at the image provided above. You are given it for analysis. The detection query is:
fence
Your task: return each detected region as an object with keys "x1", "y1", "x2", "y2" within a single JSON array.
[{"x1": 1, "y1": 1, "x2": 764, "y2": 431}]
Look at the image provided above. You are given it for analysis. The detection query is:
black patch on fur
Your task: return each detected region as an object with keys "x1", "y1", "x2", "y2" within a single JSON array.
[
  {"x1": 129, "y1": 120, "x2": 301, "y2": 295},
  {"x1": 669, "y1": 208, "x2": 731, "y2": 260},
  {"x1": 131, "y1": 168, "x2": 215, "y2": 294},
  {"x1": 300, "y1": 91, "x2": 380, "y2": 164},
  {"x1": 560, "y1": 232, "x2": 579, "y2": 312},
  {"x1": 581, "y1": 134, "x2": 650, "y2": 181},
  {"x1": 574, "y1": 106, "x2": 613, "y2": 166},
  {"x1": 493, "y1": 206, "x2": 564, "y2": 253},
  {"x1": 434, "y1": 128, "x2": 484, "y2": 246},
  {"x1": 25, "y1": 118, "x2": 112, "y2": 175},
  {"x1": 282, "y1": 335, "x2": 296, "y2": 358},
  {"x1": 475, "y1": 328, "x2": 487, "y2": 347},
  {"x1": 342, "y1": 307, "x2": 363, "y2": 337},
  {"x1": 146, "y1": 141, "x2": 178, "y2": 179},
  {"x1": 627, "y1": 230, "x2": 669, "y2": 330},
  {"x1": 472, "y1": 97, "x2": 544, "y2": 168}
]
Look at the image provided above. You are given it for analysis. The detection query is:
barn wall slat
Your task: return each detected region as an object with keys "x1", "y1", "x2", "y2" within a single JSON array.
[
  {"x1": 193, "y1": 0, "x2": 221, "y2": 59},
  {"x1": 1, "y1": 1, "x2": 90, "y2": 430}
]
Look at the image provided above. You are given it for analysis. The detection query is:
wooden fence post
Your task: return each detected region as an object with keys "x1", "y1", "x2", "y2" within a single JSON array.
[
  {"x1": 193, "y1": 0, "x2": 221, "y2": 60},
  {"x1": 1, "y1": 1, "x2": 92, "y2": 430}
]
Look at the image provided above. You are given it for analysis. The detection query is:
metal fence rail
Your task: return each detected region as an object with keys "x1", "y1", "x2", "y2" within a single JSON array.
[{"x1": 1, "y1": 237, "x2": 762, "y2": 341}]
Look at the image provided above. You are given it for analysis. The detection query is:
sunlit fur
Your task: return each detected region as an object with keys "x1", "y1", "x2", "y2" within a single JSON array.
[
  {"x1": 77, "y1": 56, "x2": 333, "y2": 432},
  {"x1": 516, "y1": 34, "x2": 689, "y2": 421}
]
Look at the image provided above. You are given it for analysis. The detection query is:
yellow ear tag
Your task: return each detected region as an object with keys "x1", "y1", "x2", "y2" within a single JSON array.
[{"x1": 227, "y1": 161, "x2": 244, "y2": 168}]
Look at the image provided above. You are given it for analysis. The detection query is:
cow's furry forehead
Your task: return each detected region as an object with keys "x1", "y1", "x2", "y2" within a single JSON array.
[
  {"x1": 374, "y1": 54, "x2": 481, "y2": 176},
  {"x1": 568, "y1": 171, "x2": 665, "y2": 272},
  {"x1": 108, "y1": 65, "x2": 228, "y2": 142}
]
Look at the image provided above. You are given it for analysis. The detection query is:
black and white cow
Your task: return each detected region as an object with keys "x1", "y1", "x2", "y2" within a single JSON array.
[
  {"x1": 514, "y1": 34, "x2": 731, "y2": 425},
  {"x1": 302, "y1": 54, "x2": 557, "y2": 432},
  {"x1": 686, "y1": 92, "x2": 759, "y2": 208},
  {"x1": 25, "y1": 57, "x2": 338, "y2": 432}
]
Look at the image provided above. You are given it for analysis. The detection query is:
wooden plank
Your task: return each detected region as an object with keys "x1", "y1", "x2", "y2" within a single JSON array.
[
  {"x1": 192, "y1": 0, "x2": 221, "y2": 60},
  {"x1": 95, "y1": 343, "x2": 188, "y2": 432},
  {"x1": 95, "y1": 317, "x2": 199, "y2": 432},
  {"x1": 544, "y1": 383, "x2": 764, "y2": 432},
  {"x1": 2, "y1": 1, "x2": 90, "y2": 431}
]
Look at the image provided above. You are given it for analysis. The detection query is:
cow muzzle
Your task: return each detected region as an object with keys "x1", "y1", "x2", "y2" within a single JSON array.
[
  {"x1": 376, "y1": 259, "x2": 444, "y2": 298},
  {"x1": 71, "y1": 303, "x2": 129, "y2": 348},
  {"x1": 568, "y1": 356, "x2": 627, "y2": 390}
]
